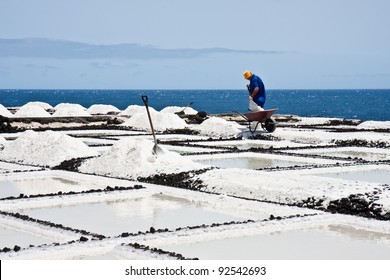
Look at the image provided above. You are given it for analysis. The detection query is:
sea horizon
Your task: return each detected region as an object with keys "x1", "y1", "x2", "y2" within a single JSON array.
[{"x1": 1, "y1": 88, "x2": 390, "y2": 121}]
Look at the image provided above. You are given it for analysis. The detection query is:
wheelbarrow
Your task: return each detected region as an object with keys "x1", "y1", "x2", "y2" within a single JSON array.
[{"x1": 235, "y1": 108, "x2": 278, "y2": 133}]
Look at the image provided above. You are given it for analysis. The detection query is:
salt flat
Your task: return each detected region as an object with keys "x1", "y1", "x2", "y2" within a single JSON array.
[{"x1": 0, "y1": 104, "x2": 389, "y2": 259}]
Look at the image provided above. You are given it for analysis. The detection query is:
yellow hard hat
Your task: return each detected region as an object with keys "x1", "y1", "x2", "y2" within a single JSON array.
[{"x1": 243, "y1": 70, "x2": 252, "y2": 79}]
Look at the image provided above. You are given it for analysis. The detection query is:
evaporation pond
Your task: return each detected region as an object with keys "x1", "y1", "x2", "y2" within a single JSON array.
[
  {"x1": 317, "y1": 170, "x2": 390, "y2": 184},
  {"x1": 192, "y1": 155, "x2": 322, "y2": 169},
  {"x1": 20, "y1": 193, "x2": 247, "y2": 237},
  {"x1": 0, "y1": 225, "x2": 54, "y2": 248},
  {"x1": 0, "y1": 176, "x2": 111, "y2": 199},
  {"x1": 0, "y1": 161, "x2": 41, "y2": 173},
  {"x1": 289, "y1": 147, "x2": 390, "y2": 161},
  {"x1": 161, "y1": 225, "x2": 390, "y2": 260}
]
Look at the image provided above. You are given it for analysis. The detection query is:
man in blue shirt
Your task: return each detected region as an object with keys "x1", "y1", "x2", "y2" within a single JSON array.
[{"x1": 243, "y1": 70, "x2": 266, "y2": 110}]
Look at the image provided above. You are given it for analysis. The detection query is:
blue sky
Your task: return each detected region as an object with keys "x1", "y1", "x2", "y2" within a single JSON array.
[{"x1": 0, "y1": 0, "x2": 389, "y2": 89}]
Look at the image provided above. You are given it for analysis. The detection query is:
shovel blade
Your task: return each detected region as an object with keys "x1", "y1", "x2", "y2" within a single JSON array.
[{"x1": 153, "y1": 144, "x2": 164, "y2": 156}]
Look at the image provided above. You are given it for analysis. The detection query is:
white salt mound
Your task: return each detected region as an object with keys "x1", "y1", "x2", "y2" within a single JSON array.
[
  {"x1": 0, "y1": 130, "x2": 99, "y2": 167},
  {"x1": 25, "y1": 101, "x2": 53, "y2": 110},
  {"x1": 296, "y1": 117, "x2": 343, "y2": 125},
  {"x1": 160, "y1": 106, "x2": 198, "y2": 115},
  {"x1": 119, "y1": 105, "x2": 155, "y2": 117},
  {"x1": 52, "y1": 103, "x2": 91, "y2": 117},
  {"x1": 54, "y1": 103, "x2": 87, "y2": 110},
  {"x1": 79, "y1": 138, "x2": 204, "y2": 179},
  {"x1": 87, "y1": 104, "x2": 120, "y2": 115},
  {"x1": 14, "y1": 104, "x2": 52, "y2": 117},
  {"x1": 357, "y1": 121, "x2": 390, "y2": 130},
  {"x1": 0, "y1": 104, "x2": 13, "y2": 117},
  {"x1": 122, "y1": 111, "x2": 187, "y2": 132},
  {"x1": 196, "y1": 116, "x2": 242, "y2": 137}
]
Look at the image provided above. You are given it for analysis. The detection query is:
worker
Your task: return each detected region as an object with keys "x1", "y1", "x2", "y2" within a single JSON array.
[{"x1": 243, "y1": 70, "x2": 266, "y2": 111}]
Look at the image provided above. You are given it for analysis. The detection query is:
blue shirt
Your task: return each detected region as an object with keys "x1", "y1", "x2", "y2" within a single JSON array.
[{"x1": 249, "y1": 74, "x2": 266, "y2": 107}]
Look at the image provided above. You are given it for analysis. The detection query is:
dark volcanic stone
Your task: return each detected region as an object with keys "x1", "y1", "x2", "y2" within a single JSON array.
[
  {"x1": 79, "y1": 236, "x2": 89, "y2": 242},
  {"x1": 53, "y1": 157, "x2": 92, "y2": 171}
]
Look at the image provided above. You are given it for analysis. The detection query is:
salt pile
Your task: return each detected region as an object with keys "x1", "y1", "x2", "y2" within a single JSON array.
[
  {"x1": 195, "y1": 117, "x2": 243, "y2": 137},
  {"x1": 119, "y1": 105, "x2": 153, "y2": 117},
  {"x1": 52, "y1": 103, "x2": 91, "y2": 117},
  {"x1": 87, "y1": 104, "x2": 120, "y2": 115},
  {"x1": 13, "y1": 104, "x2": 52, "y2": 118},
  {"x1": 295, "y1": 117, "x2": 343, "y2": 126},
  {"x1": 160, "y1": 106, "x2": 198, "y2": 115},
  {"x1": 357, "y1": 121, "x2": 390, "y2": 130},
  {"x1": 122, "y1": 111, "x2": 187, "y2": 131},
  {"x1": 0, "y1": 104, "x2": 13, "y2": 117},
  {"x1": 79, "y1": 138, "x2": 204, "y2": 179},
  {"x1": 24, "y1": 101, "x2": 53, "y2": 111},
  {"x1": 0, "y1": 130, "x2": 99, "y2": 167}
]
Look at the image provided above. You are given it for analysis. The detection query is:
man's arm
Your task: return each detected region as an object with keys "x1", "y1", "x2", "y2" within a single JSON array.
[{"x1": 251, "y1": 87, "x2": 259, "y2": 99}]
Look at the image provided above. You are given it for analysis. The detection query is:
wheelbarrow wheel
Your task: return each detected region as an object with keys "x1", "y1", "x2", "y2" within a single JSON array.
[{"x1": 264, "y1": 118, "x2": 277, "y2": 132}]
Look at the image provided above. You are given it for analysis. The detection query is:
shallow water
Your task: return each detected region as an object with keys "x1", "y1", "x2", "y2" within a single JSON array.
[
  {"x1": 199, "y1": 140, "x2": 306, "y2": 150},
  {"x1": 162, "y1": 225, "x2": 390, "y2": 260},
  {"x1": 0, "y1": 162, "x2": 41, "y2": 173},
  {"x1": 288, "y1": 147, "x2": 390, "y2": 161},
  {"x1": 0, "y1": 176, "x2": 110, "y2": 199},
  {"x1": 161, "y1": 145, "x2": 223, "y2": 155},
  {"x1": 20, "y1": 193, "x2": 248, "y2": 236},
  {"x1": 317, "y1": 170, "x2": 390, "y2": 185},
  {"x1": 194, "y1": 157, "x2": 314, "y2": 169},
  {"x1": 0, "y1": 225, "x2": 54, "y2": 248}
]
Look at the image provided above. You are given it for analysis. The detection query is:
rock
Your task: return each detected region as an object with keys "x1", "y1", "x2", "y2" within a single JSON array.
[{"x1": 79, "y1": 236, "x2": 89, "y2": 242}]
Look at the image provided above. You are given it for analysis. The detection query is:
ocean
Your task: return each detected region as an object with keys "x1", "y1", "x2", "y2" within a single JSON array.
[{"x1": 0, "y1": 89, "x2": 389, "y2": 121}]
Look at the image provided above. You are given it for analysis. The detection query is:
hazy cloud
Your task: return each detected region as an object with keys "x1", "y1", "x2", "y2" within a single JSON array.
[
  {"x1": 0, "y1": 38, "x2": 283, "y2": 60},
  {"x1": 89, "y1": 61, "x2": 139, "y2": 69}
]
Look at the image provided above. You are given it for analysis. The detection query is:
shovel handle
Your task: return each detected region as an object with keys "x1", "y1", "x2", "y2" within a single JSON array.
[
  {"x1": 141, "y1": 95, "x2": 148, "y2": 106},
  {"x1": 141, "y1": 95, "x2": 158, "y2": 146}
]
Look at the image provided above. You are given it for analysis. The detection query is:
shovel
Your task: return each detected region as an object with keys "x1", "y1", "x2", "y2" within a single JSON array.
[
  {"x1": 141, "y1": 95, "x2": 164, "y2": 156},
  {"x1": 175, "y1": 102, "x2": 193, "y2": 116}
]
